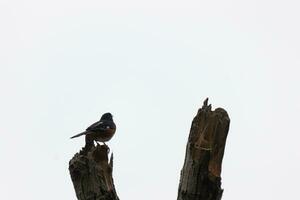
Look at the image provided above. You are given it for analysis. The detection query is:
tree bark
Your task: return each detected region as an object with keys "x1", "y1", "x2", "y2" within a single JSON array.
[
  {"x1": 177, "y1": 98, "x2": 230, "y2": 200},
  {"x1": 69, "y1": 144, "x2": 119, "y2": 200}
]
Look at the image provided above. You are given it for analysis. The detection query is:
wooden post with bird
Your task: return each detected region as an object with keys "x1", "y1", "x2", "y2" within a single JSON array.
[{"x1": 69, "y1": 113, "x2": 119, "y2": 200}]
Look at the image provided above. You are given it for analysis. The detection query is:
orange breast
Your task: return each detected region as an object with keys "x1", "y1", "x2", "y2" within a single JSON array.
[{"x1": 94, "y1": 128, "x2": 116, "y2": 142}]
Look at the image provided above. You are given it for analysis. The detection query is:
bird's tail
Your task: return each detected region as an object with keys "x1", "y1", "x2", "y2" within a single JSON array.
[{"x1": 70, "y1": 131, "x2": 87, "y2": 139}]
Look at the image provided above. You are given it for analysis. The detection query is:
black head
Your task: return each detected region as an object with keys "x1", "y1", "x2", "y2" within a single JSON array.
[{"x1": 100, "y1": 112, "x2": 113, "y2": 121}]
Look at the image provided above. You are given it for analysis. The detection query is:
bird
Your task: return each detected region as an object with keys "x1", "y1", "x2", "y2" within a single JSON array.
[{"x1": 70, "y1": 113, "x2": 116, "y2": 145}]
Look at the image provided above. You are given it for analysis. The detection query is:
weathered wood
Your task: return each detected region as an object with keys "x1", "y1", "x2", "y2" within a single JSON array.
[
  {"x1": 177, "y1": 98, "x2": 230, "y2": 200},
  {"x1": 69, "y1": 143, "x2": 119, "y2": 200}
]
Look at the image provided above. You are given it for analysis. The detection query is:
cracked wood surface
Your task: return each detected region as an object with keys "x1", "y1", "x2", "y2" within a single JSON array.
[
  {"x1": 69, "y1": 144, "x2": 119, "y2": 200},
  {"x1": 177, "y1": 99, "x2": 230, "y2": 200}
]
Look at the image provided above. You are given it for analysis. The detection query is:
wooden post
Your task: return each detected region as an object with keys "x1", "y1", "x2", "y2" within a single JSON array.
[
  {"x1": 177, "y1": 98, "x2": 230, "y2": 200},
  {"x1": 69, "y1": 144, "x2": 119, "y2": 200}
]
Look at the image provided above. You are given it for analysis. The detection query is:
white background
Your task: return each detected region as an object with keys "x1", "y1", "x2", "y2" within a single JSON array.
[{"x1": 1, "y1": 0, "x2": 299, "y2": 199}]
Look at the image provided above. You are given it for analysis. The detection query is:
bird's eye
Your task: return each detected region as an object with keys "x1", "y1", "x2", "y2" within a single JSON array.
[{"x1": 106, "y1": 126, "x2": 110, "y2": 129}]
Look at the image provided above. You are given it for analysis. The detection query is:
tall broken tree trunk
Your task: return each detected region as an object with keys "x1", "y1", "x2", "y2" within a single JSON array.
[
  {"x1": 69, "y1": 144, "x2": 119, "y2": 200},
  {"x1": 177, "y1": 98, "x2": 230, "y2": 200}
]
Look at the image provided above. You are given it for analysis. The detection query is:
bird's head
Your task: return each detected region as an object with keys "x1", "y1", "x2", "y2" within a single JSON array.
[{"x1": 100, "y1": 112, "x2": 113, "y2": 121}]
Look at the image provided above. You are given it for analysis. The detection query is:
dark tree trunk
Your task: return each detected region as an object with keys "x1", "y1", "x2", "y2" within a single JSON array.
[
  {"x1": 177, "y1": 98, "x2": 230, "y2": 200},
  {"x1": 69, "y1": 144, "x2": 119, "y2": 200}
]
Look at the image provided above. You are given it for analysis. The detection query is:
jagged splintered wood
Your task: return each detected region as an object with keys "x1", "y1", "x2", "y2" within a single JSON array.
[
  {"x1": 177, "y1": 98, "x2": 230, "y2": 200},
  {"x1": 69, "y1": 144, "x2": 119, "y2": 200}
]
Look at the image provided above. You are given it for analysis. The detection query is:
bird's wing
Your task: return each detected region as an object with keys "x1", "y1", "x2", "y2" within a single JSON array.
[
  {"x1": 87, "y1": 120, "x2": 115, "y2": 131},
  {"x1": 86, "y1": 121, "x2": 106, "y2": 131}
]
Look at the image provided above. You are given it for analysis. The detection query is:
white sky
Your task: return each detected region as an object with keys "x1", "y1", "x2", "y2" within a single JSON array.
[{"x1": 0, "y1": 0, "x2": 299, "y2": 199}]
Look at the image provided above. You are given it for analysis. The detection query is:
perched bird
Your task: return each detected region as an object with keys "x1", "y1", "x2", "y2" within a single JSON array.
[{"x1": 70, "y1": 113, "x2": 116, "y2": 145}]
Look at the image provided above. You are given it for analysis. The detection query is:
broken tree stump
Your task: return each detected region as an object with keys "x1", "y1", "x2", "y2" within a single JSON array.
[
  {"x1": 177, "y1": 98, "x2": 230, "y2": 200},
  {"x1": 69, "y1": 144, "x2": 119, "y2": 200}
]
